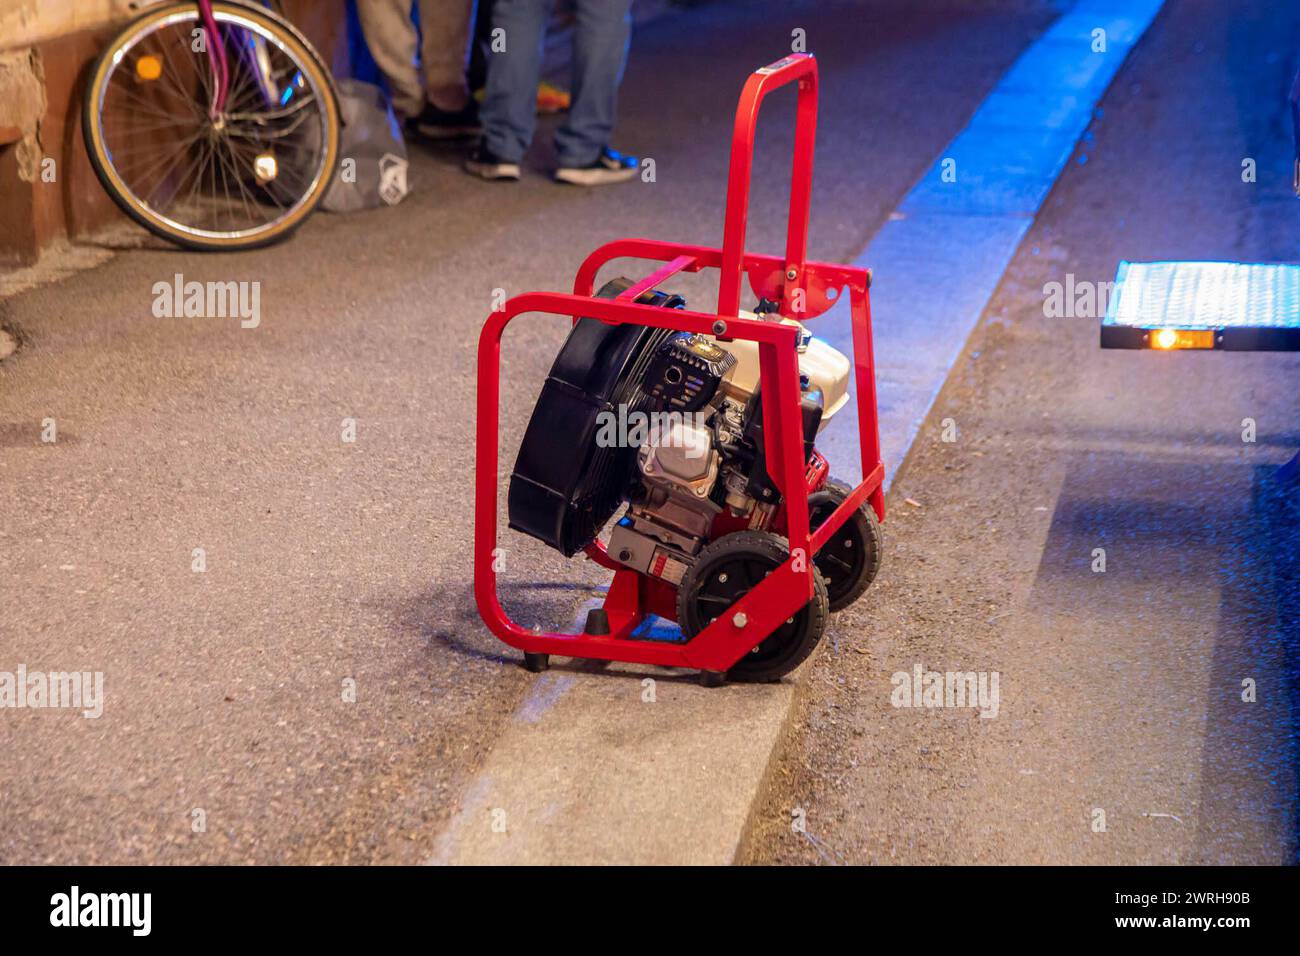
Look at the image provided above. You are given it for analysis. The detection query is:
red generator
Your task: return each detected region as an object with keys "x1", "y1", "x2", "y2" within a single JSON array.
[{"x1": 475, "y1": 54, "x2": 885, "y2": 686}]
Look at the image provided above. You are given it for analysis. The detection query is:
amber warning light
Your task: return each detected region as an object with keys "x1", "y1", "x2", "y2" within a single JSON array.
[{"x1": 1150, "y1": 328, "x2": 1215, "y2": 350}]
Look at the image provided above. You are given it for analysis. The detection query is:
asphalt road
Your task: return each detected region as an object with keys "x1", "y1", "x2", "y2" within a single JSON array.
[
  {"x1": 746, "y1": 0, "x2": 1300, "y2": 864},
  {"x1": 0, "y1": 0, "x2": 1060, "y2": 863}
]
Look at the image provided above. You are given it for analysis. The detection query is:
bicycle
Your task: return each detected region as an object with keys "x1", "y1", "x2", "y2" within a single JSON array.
[{"x1": 83, "y1": 0, "x2": 341, "y2": 251}]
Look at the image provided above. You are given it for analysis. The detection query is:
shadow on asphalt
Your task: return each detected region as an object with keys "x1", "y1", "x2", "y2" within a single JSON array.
[
  {"x1": 1249, "y1": 461, "x2": 1300, "y2": 862},
  {"x1": 400, "y1": 581, "x2": 516, "y2": 666},
  {"x1": 408, "y1": 577, "x2": 712, "y2": 685},
  {"x1": 1029, "y1": 452, "x2": 1300, "y2": 863},
  {"x1": 1199, "y1": 461, "x2": 1300, "y2": 864}
]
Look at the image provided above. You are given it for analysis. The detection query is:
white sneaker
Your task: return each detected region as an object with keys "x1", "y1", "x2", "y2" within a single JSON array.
[{"x1": 555, "y1": 147, "x2": 639, "y2": 186}]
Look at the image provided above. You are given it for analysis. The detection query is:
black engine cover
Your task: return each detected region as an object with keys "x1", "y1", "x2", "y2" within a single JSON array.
[
  {"x1": 507, "y1": 278, "x2": 683, "y2": 556},
  {"x1": 643, "y1": 334, "x2": 737, "y2": 413}
]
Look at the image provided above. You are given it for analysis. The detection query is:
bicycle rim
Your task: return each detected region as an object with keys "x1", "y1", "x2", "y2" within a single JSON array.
[{"x1": 86, "y1": 2, "x2": 338, "y2": 249}]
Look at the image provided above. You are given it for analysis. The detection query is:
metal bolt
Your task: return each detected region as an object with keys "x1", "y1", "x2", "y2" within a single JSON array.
[
  {"x1": 712, "y1": 319, "x2": 727, "y2": 335},
  {"x1": 785, "y1": 268, "x2": 797, "y2": 281},
  {"x1": 733, "y1": 612, "x2": 748, "y2": 628}
]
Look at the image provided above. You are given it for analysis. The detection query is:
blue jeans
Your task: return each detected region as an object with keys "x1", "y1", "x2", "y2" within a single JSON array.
[{"x1": 481, "y1": 0, "x2": 633, "y2": 167}]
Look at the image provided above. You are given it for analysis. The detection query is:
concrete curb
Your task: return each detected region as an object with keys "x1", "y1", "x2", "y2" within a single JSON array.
[{"x1": 430, "y1": 666, "x2": 798, "y2": 865}]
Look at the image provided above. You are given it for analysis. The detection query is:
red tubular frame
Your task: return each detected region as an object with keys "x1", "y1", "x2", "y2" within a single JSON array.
[{"x1": 473, "y1": 54, "x2": 885, "y2": 672}]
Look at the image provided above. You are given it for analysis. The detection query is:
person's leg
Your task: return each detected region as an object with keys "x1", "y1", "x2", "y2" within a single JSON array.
[
  {"x1": 478, "y1": 0, "x2": 552, "y2": 163},
  {"x1": 467, "y1": 0, "x2": 495, "y2": 94},
  {"x1": 406, "y1": 0, "x2": 481, "y2": 138},
  {"x1": 355, "y1": 0, "x2": 423, "y2": 119},
  {"x1": 554, "y1": 0, "x2": 632, "y2": 169},
  {"x1": 417, "y1": 0, "x2": 477, "y2": 112}
]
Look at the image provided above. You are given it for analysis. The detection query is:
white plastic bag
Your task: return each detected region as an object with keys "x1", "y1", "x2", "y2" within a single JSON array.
[{"x1": 322, "y1": 79, "x2": 410, "y2": 212}]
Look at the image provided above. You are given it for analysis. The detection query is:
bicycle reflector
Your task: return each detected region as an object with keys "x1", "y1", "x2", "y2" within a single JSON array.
[{"x1": 135, "y1": 55, "x2": 162, "y2": 81}]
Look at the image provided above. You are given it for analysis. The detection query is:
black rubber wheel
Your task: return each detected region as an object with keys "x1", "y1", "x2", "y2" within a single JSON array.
[
  {"x1": 523, "y1": 652, "x2": 550, "y2": 673},
  {"x1": 808, "y1": 478, "x2": 883, "y2": 611},
  {"x1": 677, "y1": 530, "x2": 830, "y2": 683},
  {"x1": 699, "y1": 670, "x2": 727, "y2": 688}
]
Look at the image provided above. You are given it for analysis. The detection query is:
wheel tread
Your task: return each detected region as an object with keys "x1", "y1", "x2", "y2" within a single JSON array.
[
  {"x1": 811, "y1": 477, "x2": 883, "y2": 611},
  {"x1": 677, "y1": 530, "x2": 829, "y2": 683}
]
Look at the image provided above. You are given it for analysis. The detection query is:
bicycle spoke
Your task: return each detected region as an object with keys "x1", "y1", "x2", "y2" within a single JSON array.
[
  {"x1": 144, "y1": 135, "x2": 207, "y2": 211},
  {"x1": 104, "y1": 81, "x2": 198, "y2": 125},
  {"x1": 156, "y1": 34, "x2": 205, "y2": 114},
  {"x1": 179, "y1": 136, "x2": 218, "y2": 223},
  {"x1": 223, "y1": 39, "x2": 265, "y2": 114},
  {"x1": 126, "y1": 131, "x2": 204, "y2": 200},
  {"x1": 182, "y1": 25, "x2": 216, "y2": 114},
  {"x1": 216, "y1": 136, "x2": 265, "y2": 226},
  {"x1": 209, "y1": 135, "x2": 254, "y2": 224},
  {"x1": 103, "y1": 116, "x2": 203, "y2": 142},
  {"x1": 213, "y1": 132, "x2": 237, "y2": 232}
]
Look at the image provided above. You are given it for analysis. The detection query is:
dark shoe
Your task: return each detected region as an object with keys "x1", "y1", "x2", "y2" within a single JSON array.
[
  {"x1": 555, "y1": 147, "x2": 639, "y2": 185},
  {"x1": 464, "y1": 142, "x2": 521, "y2": 181},
  {"x1": 407, "y1": 101, "x2": 481, "y2": 141}
]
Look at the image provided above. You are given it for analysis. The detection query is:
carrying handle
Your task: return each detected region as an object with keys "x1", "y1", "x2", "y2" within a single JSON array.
[{"x1": 717, "y1": 53, "x2": 819, "y2": 318}]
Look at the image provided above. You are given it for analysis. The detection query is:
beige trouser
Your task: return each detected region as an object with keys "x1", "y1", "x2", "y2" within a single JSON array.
[{"x1": 356, "y1": 0, "x2": 476, "y2": 117}]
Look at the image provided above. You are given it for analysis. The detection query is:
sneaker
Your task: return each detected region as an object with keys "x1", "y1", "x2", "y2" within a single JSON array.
[
  {"x1": 536, "y1": 81, "x2": 571, "y2": 114},
  {"x1": 464, "y1": 142, "x2": 521, "y2": 181},
  {"x1": 555, "y1": 147, "x2": 639, "y2": 186},
  {"x1": 407, "y1": 101, "x2": 481, "y2": 141}
]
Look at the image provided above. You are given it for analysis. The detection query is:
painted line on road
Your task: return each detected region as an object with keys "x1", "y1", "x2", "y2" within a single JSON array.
[
  {"x1": 432, "y1": 0, "x2": 1168, "y2": 865},
  {"x1": 820, "y1": 0, "x2": 1166, "y2": 488}
]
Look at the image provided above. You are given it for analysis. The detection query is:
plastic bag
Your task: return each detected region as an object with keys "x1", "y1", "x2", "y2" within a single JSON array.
[{"x1": 321, "y1": 79, "x2": 410, "y2": 212}]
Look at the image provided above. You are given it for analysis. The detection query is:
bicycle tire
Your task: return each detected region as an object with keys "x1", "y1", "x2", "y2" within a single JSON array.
[{"x1": 83, "y1": 1, "x2": 340, "y2": 251}]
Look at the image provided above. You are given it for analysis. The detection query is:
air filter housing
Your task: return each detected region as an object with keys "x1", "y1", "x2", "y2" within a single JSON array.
[{"x1": 507, "y1": 278, "x2": 684, "y2": 556}]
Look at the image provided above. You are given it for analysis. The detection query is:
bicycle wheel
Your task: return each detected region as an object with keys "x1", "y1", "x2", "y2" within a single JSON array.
[{"x1": 83, "y1": 1, "x2": 340, "y2": 251}]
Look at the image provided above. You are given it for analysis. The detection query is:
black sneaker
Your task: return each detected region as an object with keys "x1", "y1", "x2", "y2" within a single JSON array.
[
  {"x1": 464, "y1": 142, "x2": 521, "y2": 181},
  {"x1": 407, "y1": 101, "x2": 481, "y2": 141},
  {"x1": 555, "y1": 147, "x2": 639, "y2": 185}
]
